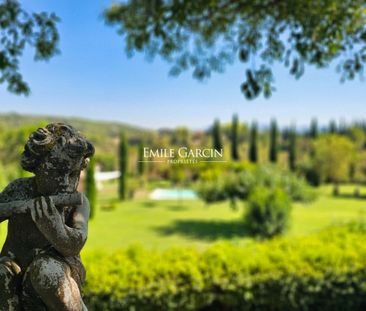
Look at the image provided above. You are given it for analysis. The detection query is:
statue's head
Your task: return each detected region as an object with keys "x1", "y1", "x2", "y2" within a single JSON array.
[{"x1": 21, "y1": 123, "x2": 95, "y2": 194}]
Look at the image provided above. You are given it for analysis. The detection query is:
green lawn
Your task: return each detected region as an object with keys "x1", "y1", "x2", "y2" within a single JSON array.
[
  {"x1": 1, "y1": 183, "x2": 366, "y2": 253},
  {"x1": 86, "y1": 183, "x2": 366, "y2": 251}
]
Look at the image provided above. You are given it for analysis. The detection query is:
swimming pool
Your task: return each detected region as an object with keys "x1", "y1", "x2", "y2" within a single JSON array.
[{"x1": 149, "y1": 188, "x2": 198, "y2": 200}]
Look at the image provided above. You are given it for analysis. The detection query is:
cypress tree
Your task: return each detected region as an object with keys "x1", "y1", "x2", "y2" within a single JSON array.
[
  {"x1": 289, "y1": 126, "x2": 297, "y2": 171},
  {"x1": 249, "y1": 121, "x2": 258, "y2": 163},
  {"x1": 119, "y1": 132, "x2": 128, "y2": 200},
  {"x1": 231, "y1": 114, "x2": 240, "y2": 161},
  {"x1": 269, "y1": 119, "x2": 278, "y2": 163},
  {"x1": 85, "y1": 157, "x2": 97, "y2": 219},
  {"x1": 309, "y1": 118, "x2": 318, "y2": 139},
  {"x1": 309, "y1": 118, "x2": 318, "y2": 159},
  {"x1": 329, "y1": 120, "x2": 337, "y2": 134},
  {"x1": 338, "y1": 119, "x2": 347, "y2": 135},
  {"x1": 137, "y1": 139, "x2": 145, "y2": 176},
  {"x1": 212, "y1": 119, "x2": 223, "y2": 151}
]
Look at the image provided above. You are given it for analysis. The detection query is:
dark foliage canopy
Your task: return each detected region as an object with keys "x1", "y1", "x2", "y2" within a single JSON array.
[
  {"x1": 249, "y1": 121, "x2": 258, "y2": 162},
  {"x1": 104, "y1": 0, "x2": 366, "y2": 99},
  {"x1": 212, "y1": 119, "x2": 223, "y2": 151},
  {"x1": 0, "y1": 0, "x2": 59, "y2": 95}
]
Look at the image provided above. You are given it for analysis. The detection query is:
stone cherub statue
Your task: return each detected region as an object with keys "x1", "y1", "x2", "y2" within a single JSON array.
[{"x1": 0, "y1": 123, "x2": 94, "y2": 310}]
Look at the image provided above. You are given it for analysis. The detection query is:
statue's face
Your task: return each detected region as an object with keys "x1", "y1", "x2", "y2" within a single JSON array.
[
  {"x1": 34, "y1": 139, "x2": 89, "y2": 194},
  {"x1": 21, "y1": 123, "x2": 94, "y2": 195},
  {"x1": 35, "y1": 129, "x2": 93, "y2": 193}
]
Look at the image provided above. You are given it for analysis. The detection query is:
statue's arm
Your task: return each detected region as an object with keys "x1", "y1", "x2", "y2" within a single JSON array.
[
  {"x1": 0, "y1": 200, "x2": 27, "y2": 223},
  {"x1": 0, "y1": 180, "x2": 25, "y2": 223},
  {"x1": 0, "y1": 185, "x2": 83, "y2": 224},
  {"x1": 30, "y1": 194, "x2": 89, "y2": 257},
  {"x1": 0, "y1": 193, "x2": 12, "y2": 222},
  {"x1": 0, "y1": 196, "x2": 11, "y2": 223}
]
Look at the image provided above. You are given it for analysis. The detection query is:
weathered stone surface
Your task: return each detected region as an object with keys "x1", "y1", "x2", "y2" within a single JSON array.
[{"x1": 0, "y1": 123, "x2": 94, "y2": 311}]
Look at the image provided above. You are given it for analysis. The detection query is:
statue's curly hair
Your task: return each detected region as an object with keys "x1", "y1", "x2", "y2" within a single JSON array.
[{"x1": 21, "y1": 123, "x2": 95, "y2": 173}]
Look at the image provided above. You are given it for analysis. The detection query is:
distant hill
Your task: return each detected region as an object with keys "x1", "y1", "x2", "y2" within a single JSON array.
[
  {"x1": 0, "y1": 113, "x2": 155, "y2": 170},
  {"x1": 0, "y1": 112, "x2": 151, "y2": 138}
]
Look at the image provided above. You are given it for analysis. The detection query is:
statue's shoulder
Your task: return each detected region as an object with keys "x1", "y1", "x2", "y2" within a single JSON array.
[{"x1": 0, "y1": 177, "x2": 35, "y2": 202}]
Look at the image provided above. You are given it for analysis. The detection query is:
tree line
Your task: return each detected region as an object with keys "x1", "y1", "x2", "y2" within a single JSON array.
[
  {"x1": 81, "y1": 116, "x2": 366, "y2": 219},
  {"x1": 211, "y1": 116, "x2": 366, "y2": 186}
]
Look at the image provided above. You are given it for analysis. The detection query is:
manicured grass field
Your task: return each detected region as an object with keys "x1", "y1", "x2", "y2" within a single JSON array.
[
  {"x1": 1, "y1": 183, "x2": 366, "y2": 252},
  {"x1": 86, "y1": 183, "x2": 366, "y2": 251}
]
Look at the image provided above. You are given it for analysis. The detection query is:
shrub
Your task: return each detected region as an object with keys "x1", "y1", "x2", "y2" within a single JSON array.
[
  {"x1": 195, "y1": 179, "x2": 227, "y2": 203},
  {"x1": 244, "y1": 186, "x2": 292, "y2": 238},
  {"x1": 300, "y1": 162, "x2": 321, "y2": 187},
  {"x1": 196, "y1": 164, "x2": 316, "y2": 204},
  {"x1": 83, "y1": 224, "x2": 366, "y2": 311}
]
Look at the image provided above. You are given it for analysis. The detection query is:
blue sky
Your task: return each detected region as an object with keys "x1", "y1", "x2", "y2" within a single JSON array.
[{"x1": 0, "y1": 0, "x2": 364, "y2": 129}]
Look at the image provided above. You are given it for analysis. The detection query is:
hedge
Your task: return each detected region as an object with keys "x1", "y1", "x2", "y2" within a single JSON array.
[
  {"x1": 83, "y1": 224, "x2": 366, "y2": 310},
  {"x1": 196, "y1": 164, "x2": 316, "y2": 205}
]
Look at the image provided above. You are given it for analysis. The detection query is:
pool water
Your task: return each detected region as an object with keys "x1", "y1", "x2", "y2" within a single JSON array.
[{"x1": 149, "y1": 188, "x2": 198, "y2": 200}]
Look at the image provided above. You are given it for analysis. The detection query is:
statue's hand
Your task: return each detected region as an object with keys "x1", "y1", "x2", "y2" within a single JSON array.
[{"x1": 30, "y1": 196, "x2": 64, "y2": 239}]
